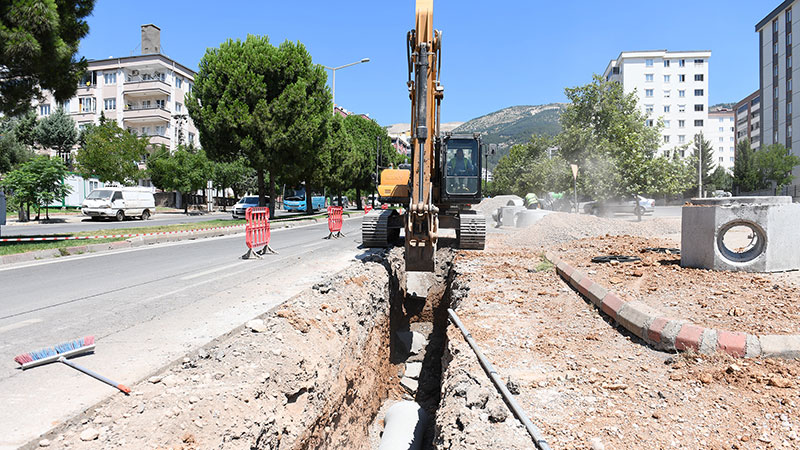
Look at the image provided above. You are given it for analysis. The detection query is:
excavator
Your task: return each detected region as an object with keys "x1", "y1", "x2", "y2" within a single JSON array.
[{"x1": 362, "y1": 0, "x2": 486, "y2": 295}]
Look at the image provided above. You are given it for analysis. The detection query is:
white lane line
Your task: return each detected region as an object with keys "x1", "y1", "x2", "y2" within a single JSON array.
[
  {"x1": 180, "y1": 261, "x2": 249, "y2": 281},
  {"x1": 0, "y1": 318, "x2": 42, "y2": 334}
]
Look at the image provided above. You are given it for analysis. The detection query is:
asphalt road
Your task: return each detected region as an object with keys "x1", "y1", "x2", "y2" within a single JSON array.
[{"x1": 0, "y1": 216, "x2": 368, "y2": 449}]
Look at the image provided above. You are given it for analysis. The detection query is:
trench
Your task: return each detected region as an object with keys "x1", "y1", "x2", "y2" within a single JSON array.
[{"x1": 294, "y1": 246, "x2": 457, "y2": 450}]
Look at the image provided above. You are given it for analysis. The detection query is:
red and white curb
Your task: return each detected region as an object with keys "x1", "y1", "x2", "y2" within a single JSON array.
[
  {"x1": 0, "y1": 225, "x2": 245, "y2": 242},
  {"x1": 545, "y1": 251, "x2": 800, "y2": 359}
]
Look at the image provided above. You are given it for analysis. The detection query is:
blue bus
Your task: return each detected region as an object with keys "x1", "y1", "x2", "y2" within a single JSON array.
[{"x1": 283, "y1": 187, "x2": 325, "y2": 212}]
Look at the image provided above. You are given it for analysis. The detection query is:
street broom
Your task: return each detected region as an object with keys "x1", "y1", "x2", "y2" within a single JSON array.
[{"x1": 13, "y1": 336, "x2": 131, "y2": 394}]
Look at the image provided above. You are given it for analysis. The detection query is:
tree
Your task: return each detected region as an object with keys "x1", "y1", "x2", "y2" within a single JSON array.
[
  {"x1": 706, "y1": 166, "x2": 733, "y2": 193},
  {"x1": 690, "y1": 132, "x2": 715, "y2": 194},
  {"x1": 340, "y1": 114, "x2": 399, "y2": 209},
  {"x1": 733, "y1": 139, "x2": 760, "y2": 193},
  {"x1": 34, "y1": 107, "x2": 78, "y2": 163},
  {"x1": 0, "y1": 115, "x2": 34, "y2": 173},
  {"x1": 321, "y1": 114, "x2": 352, "y2": 206},
  {"x1": 0, "y1": 1, "x2": 96, "y2": 116},
  {"x1": 148, "y1": 146, "x2": 211, "y2": 213},
  {"x1": 74, "y1": 120, "x2": 148, "y2": 185},
  {"x1": 557, "y1": 75, "x2": 690, "y2": 199},
  {"x1": 212, "y1": 157, "x2": 254, "y2": 210},
  {"x1": 186, "y1": 35, "x2": 332, "y2": 217},
  {"x1": 0, "y1": 155, "x2": 71, "y2": 220},
  {"x1": 753, "y1": 143, "x2": 800, "y2": 189},
  {"x1": 492, "y1": 135, "x2": 571, "y2": 196}
]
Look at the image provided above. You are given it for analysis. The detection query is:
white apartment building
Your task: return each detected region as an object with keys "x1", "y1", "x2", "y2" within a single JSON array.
[
  {"x1": 704, "y1": 108, "x2": 736, "y2": 172},
  {"x1": 37, "y1": 25, "x2": 199, "y2": 158},
  {"x1": 734, "y1": 91, "x2": 761, "y2": 151},
  {"x1": 603, "y1": 50, "x2": 711, "y2": 157},
  {"x1": 757, "y1": 0, "x2": 800, "y2": 179}
]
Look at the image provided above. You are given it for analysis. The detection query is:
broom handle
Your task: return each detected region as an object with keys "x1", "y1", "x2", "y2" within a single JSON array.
[{"x1": 58, "y1": 357, "x2": 131, "y2": 394}]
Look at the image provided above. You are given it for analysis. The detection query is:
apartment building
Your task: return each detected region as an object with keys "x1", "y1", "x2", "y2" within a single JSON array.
[
  {"x1": 734, "y1": 91, "x2": 762, "y2": 151},
  {"x1": 757, "y1": 0, "x2": 800, "y2": 178},
  {"x1": 704, "y1": 108, "x2": 736, "y2": 172},
  {"x1": 37, "y1": 24, "x2": 199, "y2": 158},
  {"x1": 603, "y1": 50, "x2": 711, "y2": 157}
]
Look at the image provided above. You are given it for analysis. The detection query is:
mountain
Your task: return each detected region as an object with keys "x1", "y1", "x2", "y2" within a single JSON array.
[{"x1": 452, "y1": 103, "x2": 567, "y2": 168}]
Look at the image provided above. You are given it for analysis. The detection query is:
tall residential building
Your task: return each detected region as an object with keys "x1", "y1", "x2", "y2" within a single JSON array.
[
  {"x1": 603, "y1": 50, "x2": 711, "y2": 157},
  {"x1": 734, "y1": 91, "x2": 762, "y2": 151},
  {"x1": 757, "y1": 1, "x2": 799, "y2": 178},
  {"x1": 704, "y1": 108, "x2": 736, "y2": 172},
  {"x1": 38, "y1": 24, "x2": 199, "y2": 158}
]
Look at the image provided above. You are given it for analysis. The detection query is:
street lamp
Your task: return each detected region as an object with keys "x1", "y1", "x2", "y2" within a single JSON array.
[{"x1": 323, "y1": 58, "x2": 370, "y2": 114}]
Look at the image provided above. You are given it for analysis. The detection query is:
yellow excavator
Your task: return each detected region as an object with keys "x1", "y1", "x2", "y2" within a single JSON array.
[{"x1": 362, "y1": 0, "x2": 486, "y2": 295}]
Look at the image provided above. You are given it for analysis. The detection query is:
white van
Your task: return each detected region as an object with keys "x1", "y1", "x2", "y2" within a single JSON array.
[{"x1": 81, "y1": 188, "x2": 156, "y2": 221}]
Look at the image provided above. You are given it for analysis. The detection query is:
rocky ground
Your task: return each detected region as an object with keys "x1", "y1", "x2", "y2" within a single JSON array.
[{"x1": 438, "y1": 212, "x2": 800, "y2": 449}]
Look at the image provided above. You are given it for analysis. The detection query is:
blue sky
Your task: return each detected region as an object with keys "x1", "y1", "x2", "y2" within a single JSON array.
[{"x1": 79, "y1": 1, "x2": 777, "y2": 126}]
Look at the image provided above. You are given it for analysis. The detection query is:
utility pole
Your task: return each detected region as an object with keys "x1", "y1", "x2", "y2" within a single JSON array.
[
  {"x1": 696, "y1": 135, "x2": 703, "y2": 198},
  {"x1": 374, "y1": 135, "x2": 381, "y2": 208}
]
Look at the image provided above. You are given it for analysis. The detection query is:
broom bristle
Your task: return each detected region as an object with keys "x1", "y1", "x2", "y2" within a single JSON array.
[{"x1": 13, "y1": 336, "x2": 95, "y2": 366}]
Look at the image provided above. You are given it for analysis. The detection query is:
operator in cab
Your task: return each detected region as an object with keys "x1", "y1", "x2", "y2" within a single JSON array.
[
  {"x1": 447, "y1": 148, "x2": 475, "y2": 176},
  {"x1": 446, "y1": 148, "x2": 477, "y2": 194}
]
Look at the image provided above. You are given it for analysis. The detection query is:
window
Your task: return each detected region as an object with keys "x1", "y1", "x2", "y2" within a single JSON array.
[
  {"x1": 679, "y1": 74, "x2": 686, "y2": 82},
  {"x1": 103, "y1": 72, "x2": 117, "y2": 84},
  {"x1": 103, "y1": 98, "x2": 116, "y2": 110},
  {"x1": 188, "y1": 132, "x2": 195, "y2": 144},
  {"x1": 774, "y1": 20, "x2": 779, "y2": 33},
  {"x1": 678, "y1": 105, "x2": 686, "y2": 113},
  {"x1": 678, "y1": 119, "x2": 685, "y2": 128},
  {"x1": 187, "y1": 83, "x2": 193, "y2": 94},
  {"x1": 788, "y1": 8, "x2": 793, "y2": 22},
  {"x1": 730, "y1": 137, "x2": 734, "y2": 142},
  {"x1": 775, "y1": 109, "x2": 779, "y2": 121},
  {"x1": 141, "y1": 126, "x2": 151, "y2": 136},
  {"x1": 664, "y1": 60, "x2": 670, "y2": 67},
  {"x1": 175, "y1": 77, "x2": 183, "y2": 89},
  {"x1": 57, "y1": 100, "x2": 70, "y2": 111},
  {"x1": 645, "y1": 119, "x2": 654, "y2": 127},
  {"x1": 664, "y1": 120, "x2": 670, "y2": 128},
  {"x1": 664, "y1": 75, "x2": 670, "y2": 83},
  {"x1": 730, "y1": 147, "x2": 734, "y2": 152},
  {"x1": 156, "y1": 99, "x2": 165, "y2": 109},
  {"x1": 645, "y1": 89, "x2": 654, "y2": 97},
  {"x1": 694, "y1": 74, "x2": 704, "y2": 81},
  {"x1": 719, "y1": 117, "x2": 724, "y2": 123},
  {"x1": 719, "y1": 136, "x2": 724, "y2": 141},
  {"x1": 789, "y1": 79, "x2": 793, "y2": 91},
  {"x1": 155, "y1": 125, "x2": 166, "y2": 136},
  {"x1": 39, "y1": 104, "x2": 51, "y2": 116},
  {"x1": 694, "y1": 119, "x2": 704, "y2": 127},
  {"x1": 695, "y1": 89, "x2": 704, "y2": 96},
  {"x1": 694, "y1": 59, "x2": 704, "y2": 66},
  {"x1": 694, "y1": 104, "x2": 704, "y2": 112},
  {"x1": 730, "y1": 157, "x2": 734, "y2": 162},
  {"x1": 678, "y1": 135, "x2": 686, "y2": 143},
  {"x1": 775, "y1": 42, "x2": 780, "y2": 55},
  {"x1": 789, "y1": 102, "x2": 793, "y2": 114},
  {"x1": 664, "y1": 90, "x2": 671, "y2": 98},
  {"x1": 679, "y1": 90, "x2": 686, "y2": 98},
  {"x1": 664, "y1": 105, "x2": 670, "y2": 113},
  {"x1": 646, "y1": 59, "x2": 654, "y2": 67},
  {"x1": 175, "y1": 102, "x2": 182, "y2": 112},
  {"x1": 679, "y1": 59, "x2": 685, "y2": 67},
  {"x1": 789, "y1": 33, "x2": 793, "y2": 45},
  {"x1": 790, "y1": 125, "x2": 793, "y2": 137},
  {"x1": 775, "y1": 65, "x2": 779, "y2": 77},
  {"x1": 775, "y1": 87, "x2": 779, "y2": 98},
  {"x1": 141, "y1": 100, "x2": 151, "y2": 108},
  {"x1": 719, "y1": 156, "x2": 723, "y2": 163},
  {"x1": 79, "y1": 97, "x2": 95, "y2": 113},
  {"x1": 645, "y1": 104, "x2": 654, "y2": 114},
  {"x1": 789, "y1": 56, "x2": 793, "y2": 68},
  {"x1": 645, "y1": 73, "x2": 654, "y2": 82},
  {"x1": 664, "y1": 135, "x2": 670, "y2": 143}
]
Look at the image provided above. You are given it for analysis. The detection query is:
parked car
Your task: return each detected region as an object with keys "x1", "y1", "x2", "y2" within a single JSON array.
[
  {"x1": 712, "y1": 190, "x2": 732, "y2": 198},
  {"x1": 584, "y1": 195, "x2": 655, "y2": 217},
  {"x1": 329, "y1": 196, "x2": 350, "y2": 208},
  {"x1": 232, "y1": 196, "x2": 268, "y2": 219},
  {"x1": 81, "y1": 187, "x2": 155, "y2": 221}
]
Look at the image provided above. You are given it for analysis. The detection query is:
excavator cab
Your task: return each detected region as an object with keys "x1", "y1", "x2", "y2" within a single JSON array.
[{"x1": 440, "y1": 133, "x2": 482, "y2": 203}]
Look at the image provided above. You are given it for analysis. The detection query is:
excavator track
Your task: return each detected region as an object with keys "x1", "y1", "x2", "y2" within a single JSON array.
[
  {"x1": 458, "y1": 214, "x2": 486, "y2": 250},
  {"x1": 362, "y1": 209, "x2": 395, "y2": 247}
]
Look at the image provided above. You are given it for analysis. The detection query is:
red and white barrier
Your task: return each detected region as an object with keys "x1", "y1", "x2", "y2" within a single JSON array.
[
  {"x1": 242, "y1": 207, "x2": 276, "y2": 258},
  {"x1": 325, "y1": 206, "x2": 344, "y2": 239}
]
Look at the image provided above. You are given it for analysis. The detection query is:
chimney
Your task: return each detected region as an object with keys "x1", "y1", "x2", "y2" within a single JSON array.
[{"x1": 141, "y1": 24, "x2": 161, "y2": 55}]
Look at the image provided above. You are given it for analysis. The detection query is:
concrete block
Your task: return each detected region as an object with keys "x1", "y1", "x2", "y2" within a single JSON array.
[
  {"x1": 717, "y1": 330, "x2": 747, "y2": 357},
  {"x1": 568, "y1": 270, "x2": 585, "y2": 290},
  {"x1": 65, "y1": 245, "x2": 88, "y2": 255},
  {"x1": 600, "y1": 292, "x2": 625, "y2": 320},
  {"x1": 759, "y1": 335, "x2": 800, "y2": 358},
  {"x1": 576, "y1": 276, "x2": 594, "y2": 298},
  {"x1": 498, "y1": 206, "x2": 524, "y2": 227},
  {"x1": 681, "y1": 197, "x2": 800, "y2": 272},
  {"x1": 698, "y1": 328, "x2": 718, "y2": 355},
  {"x1": 615, "y1": 301, "x2": 660, "y2": 339},
  {"x1": 584, "y1": 281, "x2": 608, "y2": 307},
  {"x1": 745, "y1": 334, "x2": 762, "y2": 358},
  {"x1": 514, "y1": 209, "x2": 551, "y2": 228},
  {"x1": 556, "y1": 261, "x2": 574, "y2": 278},
  {"x1": 675, "y1": 324, "x2": 705, "y2": 351},
  {"x1": 660, "y1": 320, "x2": 686, "y2": 350},
  {"x1": 647, "y1": 317, "x2": 669, "y2": 345}
]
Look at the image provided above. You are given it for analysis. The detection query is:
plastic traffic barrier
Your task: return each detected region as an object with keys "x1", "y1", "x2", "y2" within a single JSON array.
[
  {"x1": 325, "y1": 206, "x2": 344, "y2": 239},
  {"x1": 364, "y1": 206, "x2": 373, "y2": 214},
  {"x1": 242, "y1": 207, "x2": 276, "y2": 258}
]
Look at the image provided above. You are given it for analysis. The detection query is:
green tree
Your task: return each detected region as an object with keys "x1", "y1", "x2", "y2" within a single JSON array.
[
  {"x1": 34, "y1": 107, "x2": 78, "y2": 164},
  {"x1": 706, "y1": 166, "x2": 733, "y2": 193},
  {"x1": 148, "y1": 146, "x2": 211, "y2": 213},
  {"x1": 186, "y1": 35, "x2": 332, "y2": 217},
  {"x1": 753, "y1": 143, "x2": 800, "y2": 189},
  {"x1": 0, "y1": 115, "x2": 34, "y2": 173},
  {"x1": 0, "y1": 155, "x2": 71, "y2": 220},
  {"x1": 341, "y1": 114, "x2": 397, "y2": 209},
  {"x1": 0, "y1": 1, "x2": 95, "y2": 116},
  {"x1": 733, "y1": 139, "x2": 760, "y2": 193},
  {"x1": 690, "y1": 132, "x2": 715, "y2": 194},
  {"x1": 492, "y1": 135, "x2": 571, "y2": 196},
  {"x1": 321, "y1": 114, "x2": 353, "y2": 206},
  {"x1": 74, "y1": 120, "x2": 148, "y2": 185},
  {"x1": 557, "y1": 75, "x2": 690, "y2": 199},
  {"x1": 212, "y1": 157, "x2": 254, "y2": 210}
]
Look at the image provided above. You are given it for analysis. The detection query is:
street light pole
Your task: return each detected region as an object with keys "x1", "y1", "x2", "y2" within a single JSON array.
[{"x1": 323, "y1": 58, "x2": 370, "y2": 114}]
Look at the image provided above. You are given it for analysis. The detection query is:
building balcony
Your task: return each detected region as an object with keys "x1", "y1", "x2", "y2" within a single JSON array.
[
  {"x1": 146, "y1": 135, "x2": 170, "y2": 147},
  {"x1": 123, "y1": 78, "x2": 170, "y2": 97},
  {"x1": 122, "y1": 105, "x2": 171, "y2": 123}
]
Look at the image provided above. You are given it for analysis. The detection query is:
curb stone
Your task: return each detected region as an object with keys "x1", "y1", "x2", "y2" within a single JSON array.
[{"x1": 550, "y1": 254, "x2": 800, "y2": 359}]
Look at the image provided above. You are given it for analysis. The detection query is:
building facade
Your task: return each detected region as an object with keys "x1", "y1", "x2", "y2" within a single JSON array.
[
  {"x1": 704, "y1": 108, "x2": 736, "y2": 172},
  {"x1": 603, "y1": 50, "x2": 711, "y2": 157},
  {"x1": 734, "y1": 90, "x2": 762, "y2": 151},
  {"x1": 757, "y1": 0, "x2": 800, "y2": 178},
  {"x1": 37, "y1": 25, "x2": 199, "y2": 158}
]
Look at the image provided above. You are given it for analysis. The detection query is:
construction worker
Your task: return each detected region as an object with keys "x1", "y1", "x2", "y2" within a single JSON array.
[{"x1": 447, "y1": 148, "x2": 475, "y2": 176}]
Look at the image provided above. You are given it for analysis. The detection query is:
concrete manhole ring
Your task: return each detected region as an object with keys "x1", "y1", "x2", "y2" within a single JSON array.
[{"x1": 716, "y1": 220, "x2": 767, "y2": 264}]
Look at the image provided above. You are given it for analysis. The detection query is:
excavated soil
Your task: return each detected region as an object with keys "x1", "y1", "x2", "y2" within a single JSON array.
[{"x1": 436, "y1": 214, "x2": 800, "y2": 449}]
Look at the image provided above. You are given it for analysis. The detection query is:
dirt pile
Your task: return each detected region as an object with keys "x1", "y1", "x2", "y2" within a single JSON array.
[
  {"x1": 473, "y1": 195, "x2": 523, "y2": 215},
  {"x1": 32, "y1": 253, "x2": 399, "y2": 450}
]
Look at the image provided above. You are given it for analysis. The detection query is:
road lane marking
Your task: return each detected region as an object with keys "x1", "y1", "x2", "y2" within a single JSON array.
[
  {"x1": 180, "y1": 261, "x2": 249, "y2": 281},
  {"x1": 0, "y1": 319, "x2": 42, "y2": 334}
]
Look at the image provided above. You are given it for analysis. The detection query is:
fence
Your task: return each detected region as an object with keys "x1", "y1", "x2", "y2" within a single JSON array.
[
  {"x1": 326, "y1": 206, "x2": 344, "y2": 239},
  {"x1": 242, "y1": 207, "x2": 275, "y2": 259},
  {"x1": 737, "y1": 184, "x2": 800, "y2": 200}
]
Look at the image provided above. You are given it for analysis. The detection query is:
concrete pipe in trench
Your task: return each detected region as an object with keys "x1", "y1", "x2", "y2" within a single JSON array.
[{"x1": 378, "y1": 401, "x2": 429, "y2": 450}]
